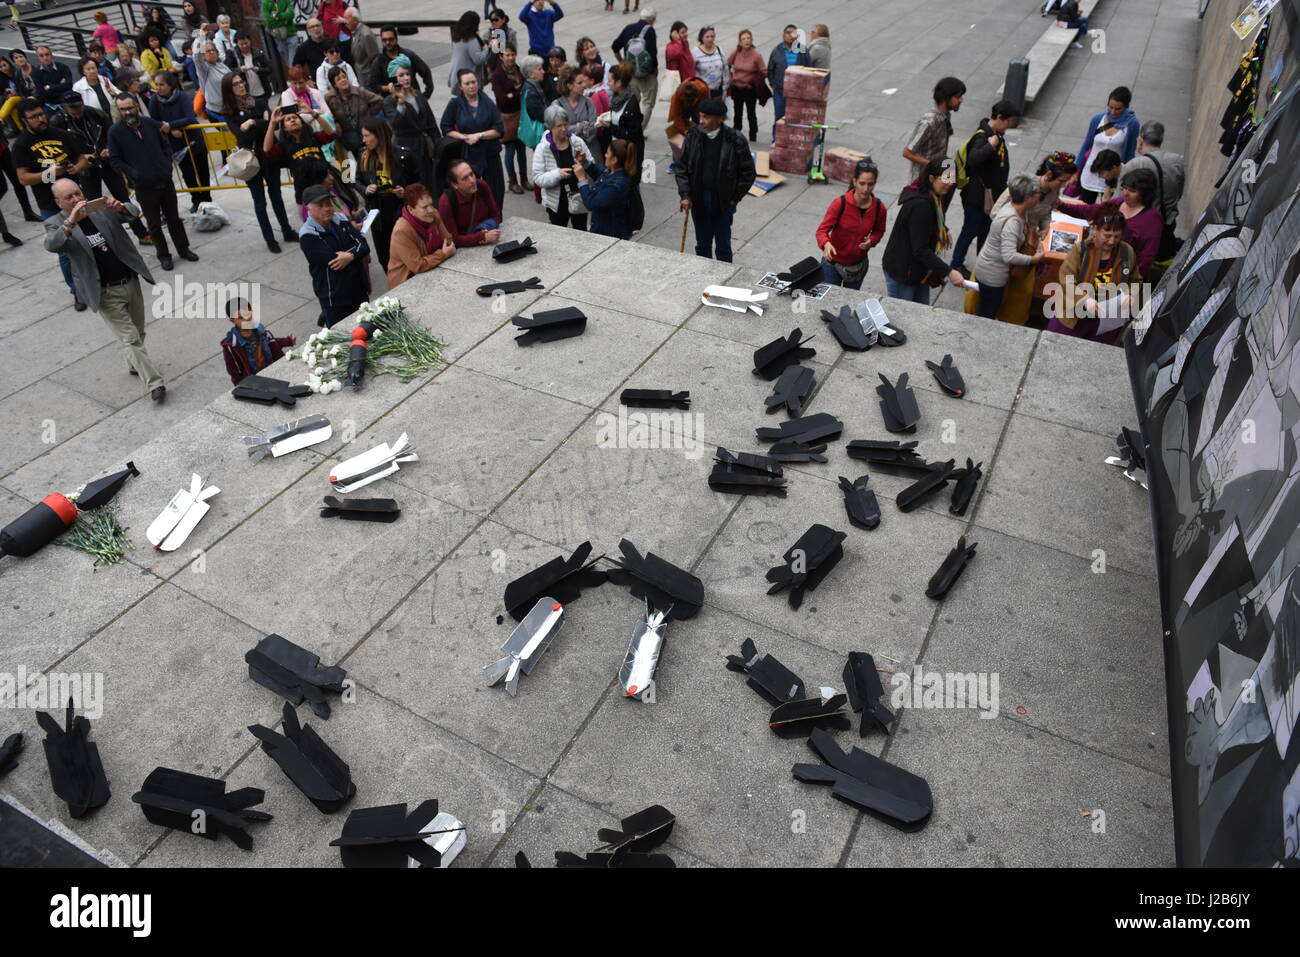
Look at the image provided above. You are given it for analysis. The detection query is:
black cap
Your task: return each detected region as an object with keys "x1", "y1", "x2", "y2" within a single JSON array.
[
  {"x1": 699, "y1": 97, "x2": 727, "y2": 116},
  {"x1": 61, "y1": 91, "x2": 83, "y2": 105},
  {"x1": 302, "y1": 184, "x2": 333, "y2": 205},
  {"x1": 547, "y1": 45, "x2": 564, "y2": 58}
]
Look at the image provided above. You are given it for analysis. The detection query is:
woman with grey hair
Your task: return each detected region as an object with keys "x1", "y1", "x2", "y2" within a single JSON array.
[
  {"x1": 520, "y1": 53, "x2": 547, "y2": 130},
  {"x1": 531, "y1": 102, "x2": 595, "y2": 230},
  {"x1": 213, "y1": 14, "x2": 238, "y2": 60},
  {"x1": 974, "y1": 173, "x2": 1043, "y2": 319}
]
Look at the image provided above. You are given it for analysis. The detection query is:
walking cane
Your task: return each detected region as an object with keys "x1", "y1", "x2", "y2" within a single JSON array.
[{"x1": 679, "y1": 207, "x2": 689, "y2": 252}]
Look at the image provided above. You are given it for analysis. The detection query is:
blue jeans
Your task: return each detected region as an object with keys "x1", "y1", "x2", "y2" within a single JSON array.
[
  {"x1": 951, "y1": 202, "x2": 991, "y2": 271},
  {"x1": 42, "y1": 207, "x2": 75, "y2": 296},
  {"x1": 884, "y1": 272, "x2": 931, "y2": 305},
  {"x1": 819, "y1": 257, "x2": 866, "y2": 290},
  {"x1": 691, "y1": 190, "x2": 734, "y2": 262},
  {"x1": 1065, "y1": 16, "x2": 1089, "y2": 42}
]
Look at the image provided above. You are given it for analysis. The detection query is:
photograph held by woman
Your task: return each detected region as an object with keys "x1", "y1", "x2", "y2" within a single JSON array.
[{"x1": 358, "y1": 117, "x2": 421, "y2": 271}]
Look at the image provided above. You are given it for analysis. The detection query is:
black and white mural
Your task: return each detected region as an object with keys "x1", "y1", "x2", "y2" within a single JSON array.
[{"x1": 1127, "y1": 65, "x2": 1300, "y2": 866}]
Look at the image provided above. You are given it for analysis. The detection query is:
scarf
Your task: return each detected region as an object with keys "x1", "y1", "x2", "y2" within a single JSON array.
[
  {"x1": 400, "y1": 205, "x2": 440, "y2": 251},
  {"x1": 610, "y1": 88, "x2": 633, "y2": 111},
  {"x1": 387, "y1": 53, "x2": 411, "y2": 78},
  {"x1": 237, "y1": 92, "x2": 255, "y2": 112},
  {"x1": 158, "y1": 86, "x2": 181, "y2": 107},
  {"x1": 931, "y1": 194, "x2": 949, "y2": 253}
]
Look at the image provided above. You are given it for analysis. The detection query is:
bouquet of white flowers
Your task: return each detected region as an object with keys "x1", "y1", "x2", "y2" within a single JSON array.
[{"x1": 285, "y1": 298, "x2": 447, "y2": 394}]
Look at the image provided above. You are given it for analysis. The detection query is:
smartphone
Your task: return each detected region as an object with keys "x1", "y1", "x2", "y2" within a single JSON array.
[{"x1": 82, "y1": 197, "x2": 109, "y2": 214}]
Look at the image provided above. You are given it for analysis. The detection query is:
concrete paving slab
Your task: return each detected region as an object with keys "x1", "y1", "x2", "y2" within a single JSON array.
[
  {"x1": 801, "y1": 359, "x2": 1011, "y2": 506},
  {"x1": 844, "y1": 706, "x2": 1175, "y2": 867},
  {"x1": 4, "y1": 357, "x2": 243, "y2": 508},
  {"x1": 977, "y1": 412, "x2": 1156, "y2": 577},
  {"x1": 550, "y1": 236, "x2": 740, "y2": 324},
  {"x1": 549, "y1": 605, "x2": 866, "y2": 867},
  {"x1": 345, "y1": 520, "x2": 637, "y2": 778},
  {"x1": 0, "y1": 485, "x2": 163, "y2": 675},
  {"x1": 1018, "y1": 325, "x2": 1135, "y2": 435},
  {"x1": 139, "y1": 683, "x2": 541, "y2": 868},
  {"x1": 0, "y1": 583, "x2": 282, "y2": 865},
  {"x1": 179, "y1": 455, "x2": 477, "y2": 664},
  {"x1": 492, "y1": 413, "x2": 733, "y2": 563},
  {"x1": 597, "y1": 326, "x2": 836, "y2": 453},
  {"x1": 433, "y1": 217, "x2": 618, "y2": 290},
  {"x1": 0, "y1": 306, "x2": 119, "y2": 400},
  {"x1": 819, "y1": 298, "x2": 1039, "y2": 413},
  {"x1": 456, "y1": 293, "x2": 677, "y2": 408},
  {"x1": 922, "y1": 525, "x2": 1167, "y2": 773},
  {"x1": 487, "y1": 782, "x2": 712, "y2": 867},
  {"x1": 0, "y1": 378, "x2": 113, "y2": 480},
  {"x1": 345, "y1": 364, "x2": 593, "y2": 516},
  {"x1": 64, "y1": 408, "x2": 326, "y2": 580},
  {"x1": 693, "y1": 468, "x2": 966, "y2": 659}
]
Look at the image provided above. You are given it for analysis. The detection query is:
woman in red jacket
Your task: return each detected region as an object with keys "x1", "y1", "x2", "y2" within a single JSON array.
[
  {"x1": 816, "y1": 159, "x2": 888, "y2": 289},
  {"x1": 664, "y1": 21, "x2": 695, "y2": 79}
]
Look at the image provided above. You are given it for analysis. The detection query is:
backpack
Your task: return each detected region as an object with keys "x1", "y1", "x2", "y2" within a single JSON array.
[
  {"x1": 954, "y1": 131, "x2": 979, "y2": 190},
  {"x1": 626, "y1": 24, "x2": 653, "y2": 78}
]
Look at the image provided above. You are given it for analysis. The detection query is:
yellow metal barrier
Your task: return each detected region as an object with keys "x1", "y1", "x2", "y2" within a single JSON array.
[{"x1": 171, "y1": 121, "x2": 298, "y2": 193}]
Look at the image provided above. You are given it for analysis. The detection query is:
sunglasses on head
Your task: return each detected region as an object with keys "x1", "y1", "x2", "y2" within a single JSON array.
[
  {"x1": 855, "y1": 160, "x2": 878, "y2": 176},
  {"x1": 1097, "y1": 214, "x2": 1123, "y2": 225}
]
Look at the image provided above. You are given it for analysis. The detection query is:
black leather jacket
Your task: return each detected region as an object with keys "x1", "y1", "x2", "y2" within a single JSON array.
[{"x1": 674, "y1": 123, "x2": 756, "y2": 205}]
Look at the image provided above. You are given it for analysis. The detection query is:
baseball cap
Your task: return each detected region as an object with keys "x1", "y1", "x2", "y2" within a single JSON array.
[{"x1": 302, "y1": 184, "x2": 333, "y2": 205}]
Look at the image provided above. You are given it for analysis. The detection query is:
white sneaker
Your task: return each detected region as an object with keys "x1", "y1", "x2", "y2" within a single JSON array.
[{"x1": 1071, "y1": 41, "x2": 1083, "y2": 48}]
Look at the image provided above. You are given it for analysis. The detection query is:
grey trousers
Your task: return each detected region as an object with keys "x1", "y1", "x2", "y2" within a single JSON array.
[
  {"x1": 98, "y1": 279, "x2": 164, "y2": 391},
  {"x1": 630, "y1": 72, "x2": 658, "y2": 128}
]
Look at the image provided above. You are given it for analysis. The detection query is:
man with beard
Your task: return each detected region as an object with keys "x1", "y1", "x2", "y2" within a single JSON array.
[
  {"x1": 903, "y1": 75, "x2": 965, "y2": 207},
  {"x1": 53, "y1": 91, "x2": 151, "y2": 240},
  {"x1": 107, "y1": 93, "x2": 199, "y2": 271},
  {"x1": 367, "y1": 24, "x2": 434, "y2": 97}
]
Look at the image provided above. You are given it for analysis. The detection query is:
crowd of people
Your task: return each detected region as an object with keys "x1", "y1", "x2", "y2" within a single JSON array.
[
  {"x1": 869, "y1": 71, "x2": 1185, "y2": 343},
  {"x1": 0, "y1": 1, "x2": 1186, "y2": 406}
]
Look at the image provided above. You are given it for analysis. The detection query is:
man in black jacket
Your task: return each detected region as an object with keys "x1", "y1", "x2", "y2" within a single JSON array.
[
  {"x1": 107, "y1": 93, "x2": 199, "y2": 271},
  {"x1": 674, "y1": 98, "x2": 755, "y2": 263},
  {"x1": 951, "y1": 98, "x2": 1019, "y2": 276},
  {"x1": 367, "y1": 25, "x2": 434, "y2": 98},
  {"x1": 292, "y1": 18, "x2": 331, "y2": 76},
  {"x1": 32, "y1": 45, "x2": 74, "y2": 111},
  {"x1": 53, "y1": 92, "x2": 150, "y2": 241},
  {"x1": 298, "y1": 184, "x2": 370, "y2": 327}
]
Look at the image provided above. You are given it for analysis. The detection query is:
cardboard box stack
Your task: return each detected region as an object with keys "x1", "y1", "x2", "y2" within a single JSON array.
[
  {"x1": 824, "y1": 147, "x2": 872, "y2": 185},
  {"x1": 769, "y1": 65, "x2": 830, "y2": 174}
]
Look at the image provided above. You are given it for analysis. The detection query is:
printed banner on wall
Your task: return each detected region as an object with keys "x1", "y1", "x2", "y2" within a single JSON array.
[{"x1": 1126, "y1": 69, "x2": 1300, "y2": 866}]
